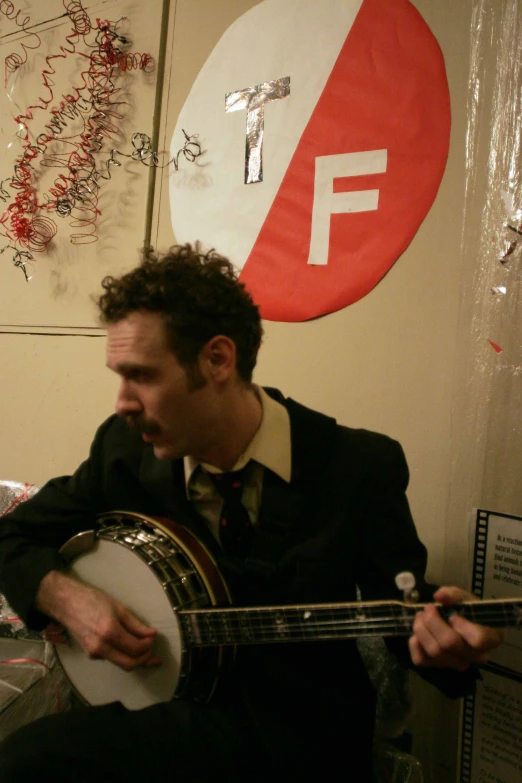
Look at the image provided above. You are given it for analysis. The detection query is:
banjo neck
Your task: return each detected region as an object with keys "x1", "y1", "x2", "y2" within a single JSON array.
[{"x1": 179, "y1": 598, "x2": 522, "y2": 648}]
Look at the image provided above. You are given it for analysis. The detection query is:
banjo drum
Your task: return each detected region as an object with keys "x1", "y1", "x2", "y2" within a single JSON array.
[{"x1": 56, "y1": 511, "x2": 233, "y2": 711}]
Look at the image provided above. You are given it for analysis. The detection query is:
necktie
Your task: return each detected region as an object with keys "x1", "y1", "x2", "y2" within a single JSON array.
[{"x1": 210, "y1": 466, "x2": 252, "y2": 557}]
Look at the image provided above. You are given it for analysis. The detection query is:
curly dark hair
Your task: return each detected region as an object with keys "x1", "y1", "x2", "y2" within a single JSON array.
[{"x1": 97, "y1": 243, "x2": 263, "y2": 383}]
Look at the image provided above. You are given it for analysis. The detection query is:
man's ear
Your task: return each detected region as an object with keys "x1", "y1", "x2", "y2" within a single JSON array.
[{"x1": 200, "y1": 335, "x2": 237, "y2": 382}]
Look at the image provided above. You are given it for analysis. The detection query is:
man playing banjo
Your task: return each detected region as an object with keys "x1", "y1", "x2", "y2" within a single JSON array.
[{"x1": 0, "y1": 244, "x2": 504, "y2": 781}]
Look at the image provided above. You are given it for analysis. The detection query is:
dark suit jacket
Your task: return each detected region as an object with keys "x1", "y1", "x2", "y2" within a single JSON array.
[{"x1": 0, "y1": 389, "x2": 474, "y2": 775}]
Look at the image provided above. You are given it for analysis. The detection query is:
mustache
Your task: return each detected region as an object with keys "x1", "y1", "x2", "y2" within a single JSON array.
[{"x1": 126, "y1": 416, "x2": 161, "y2": 435}]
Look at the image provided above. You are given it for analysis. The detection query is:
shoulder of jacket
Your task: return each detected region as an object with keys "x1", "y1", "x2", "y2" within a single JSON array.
[{"x1": 337, "y1": 425, "x2": 401, "y2": 447}]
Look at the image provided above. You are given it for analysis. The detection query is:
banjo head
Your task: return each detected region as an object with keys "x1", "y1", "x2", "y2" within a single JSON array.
[{"x1": 55, "y1": 513, "x2": 221, "y2": 710}]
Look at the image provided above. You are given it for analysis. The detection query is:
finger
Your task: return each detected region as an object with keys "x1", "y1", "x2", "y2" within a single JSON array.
[
  {"x1": 79, "y1": 621, "x2": 157, "y2": 661},
  {"x1": 413, "y1": 604, "x2": 469, "y2": 659},
  {"x1": 105, "y1": 647, "x2": 162, "y2": 672},
  {"x1": 110, "y1": 627, "x2": 157, "y2": 659},
  {"x1": 144, "y1": 656, "x2": 163, "y2": 668},
  {"x1": 448, "y1": 614, "x2": 505, "y2": 651},
  {"x1": 408, "y1": 635, "x2": 426, "y2": 667},
  {"x1": 118, "y1": 607, "x2": 157, "y2": 639},
  {"x1": 433, "y1": 586, "x2": 474, "y2": 605},
  {"x1": 408, "y1": 635, "x2": 470, "y2": 670}
]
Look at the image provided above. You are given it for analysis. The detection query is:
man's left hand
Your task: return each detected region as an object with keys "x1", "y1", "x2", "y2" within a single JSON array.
[{"x1": 409, "y1": 586, "x2": 504, "y2": 671}]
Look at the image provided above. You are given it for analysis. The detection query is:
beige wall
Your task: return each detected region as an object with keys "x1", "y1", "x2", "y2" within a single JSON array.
[{"x1": 0, "y1": 1, "x2": 509, "y2": 778}]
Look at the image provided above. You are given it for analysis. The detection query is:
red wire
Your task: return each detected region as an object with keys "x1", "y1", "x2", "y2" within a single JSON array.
[
  {"x1": 0, "y1": 483, "x2": 34, "y2": 517},
  {"x1": 0, "y1": 657, "x2": 51, "y2": 670},
  {"x1": 0, "y1": 9, "x2": 153, "y2": 250}
]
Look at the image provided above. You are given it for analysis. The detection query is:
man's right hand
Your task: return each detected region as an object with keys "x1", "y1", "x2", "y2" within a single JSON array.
[{"x1": 36, "y1": 570, "x2": 161, "y2": 671}]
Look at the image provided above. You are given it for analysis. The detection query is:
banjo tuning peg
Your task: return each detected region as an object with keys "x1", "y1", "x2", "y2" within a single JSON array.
[{"x1": 395, "y1": 571, "x2": 420, "y2": 604}]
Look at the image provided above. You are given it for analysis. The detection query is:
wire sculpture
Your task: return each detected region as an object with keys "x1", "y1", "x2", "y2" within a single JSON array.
[{"x1": 0, "y1": 1, "x2": 199, "y2": 280}]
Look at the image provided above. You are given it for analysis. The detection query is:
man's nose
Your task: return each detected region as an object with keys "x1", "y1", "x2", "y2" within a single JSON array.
[{"x1": 115, "y1": 381, "x2": 142, "y2": 417}]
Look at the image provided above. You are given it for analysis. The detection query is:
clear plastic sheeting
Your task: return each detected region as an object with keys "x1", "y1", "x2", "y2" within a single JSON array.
[
  {"x1": 445, "y1": 0, "x2": 522, "y2": 585},
  {"x1": 0, "y1": 481, "x2": 41, "y2": 641},
  {"x1": 0, "y1": 482, "x2": 73, "y2": 735},
  {"x1": 0, "y1": 593, "x2": 41, "y2": 642},
  {"x1": 0, "y1": 481, "x2": 39, "y2": 518},
  {"x1": 0, "y1": 639, "x2": 72, "y2": 740},
  {"x1": 358, "y1": 637, "x2": 412, "y2": 740},
  {"x1": 374, "y1": 743, "x2": 424, "y2": 783}
]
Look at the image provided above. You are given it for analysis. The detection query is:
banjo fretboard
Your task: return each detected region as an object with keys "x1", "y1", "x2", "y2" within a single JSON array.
[{"x1": 179, "y1": 598, "x2": 522, "y2": 647}]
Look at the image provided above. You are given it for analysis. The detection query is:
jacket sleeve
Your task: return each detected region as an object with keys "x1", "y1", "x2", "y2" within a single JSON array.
[
  {"x1": 0, "y1": 416, "x2": 116, "y2": 630},
  {"x1": 353, "y1": 433, "x2": 434, "y2": 602},
  {"x1": 353, "y1": 433, "x2": 478, "y2": 698}
]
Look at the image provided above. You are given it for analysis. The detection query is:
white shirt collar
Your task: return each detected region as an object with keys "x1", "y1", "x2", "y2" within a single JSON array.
[{"x1": 184, "y1": 386, "x2": 291, "y2": 486}]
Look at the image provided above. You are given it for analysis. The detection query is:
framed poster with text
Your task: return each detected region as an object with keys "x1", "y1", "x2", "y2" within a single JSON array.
[{"x1": 459, "y1": 510, "x2": 522, "y2": 783}]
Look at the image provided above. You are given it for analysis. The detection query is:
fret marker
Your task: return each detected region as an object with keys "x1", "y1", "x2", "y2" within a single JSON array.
[
  {"x1": 303, "y1": 611, "x2": 311, "y2": 620},
  {"x1": 275, "y1": 611, "x2": 289, "y2": 637}
]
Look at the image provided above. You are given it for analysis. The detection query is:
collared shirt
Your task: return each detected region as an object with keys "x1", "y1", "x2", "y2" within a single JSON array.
[{"x1": 184, "y1": 387, "x2": 291, "y2": 541}]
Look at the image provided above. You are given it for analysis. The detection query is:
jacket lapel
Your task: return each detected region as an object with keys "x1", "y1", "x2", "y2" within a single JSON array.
[{"x1": 249, "y1": 393, "x2": 338, "y2": 567}]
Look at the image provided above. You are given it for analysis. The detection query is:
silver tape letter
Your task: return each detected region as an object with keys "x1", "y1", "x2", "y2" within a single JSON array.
[{"x1": 226, "y1": 76, "x2": 290, "y2": 184}]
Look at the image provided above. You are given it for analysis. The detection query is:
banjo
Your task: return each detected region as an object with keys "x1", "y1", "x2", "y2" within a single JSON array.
[{"x1": 55, "y1": 511, "x2": 522, "y2": 711}]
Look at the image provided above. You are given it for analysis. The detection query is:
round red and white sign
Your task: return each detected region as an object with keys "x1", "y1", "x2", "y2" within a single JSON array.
[{"x1": 170, "y1": 0, "x2": 450, "y2": 321}]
